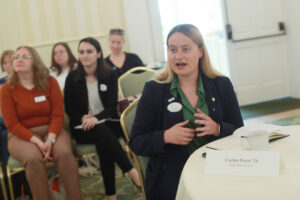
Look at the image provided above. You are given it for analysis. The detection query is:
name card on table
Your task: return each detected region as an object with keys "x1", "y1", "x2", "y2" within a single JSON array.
[{"x1": 205, "y1": 150, "x2": 280, "y2": 176}]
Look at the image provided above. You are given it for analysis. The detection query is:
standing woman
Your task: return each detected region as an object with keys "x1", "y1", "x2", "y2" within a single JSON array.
[
  {"x1": 0, "y1": 46, "x2": 82, "y2": 200},
  {"x1": 50, "y1": 42, "x2": 77, "y2": 90},
  {"x1": 105, "y1": 28, "x2": 144, "y2": 78},
  {"x1": 129, "y1": 24, "x2": 244, "y2": 200},
  {"x1": 64, "y1": 37, "x2": 140, "y2": 200}
]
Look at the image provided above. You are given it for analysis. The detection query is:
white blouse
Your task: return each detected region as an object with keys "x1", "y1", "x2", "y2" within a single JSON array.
[{"x1": 50, "y1": 68, "x2": 70, "y2": 90}]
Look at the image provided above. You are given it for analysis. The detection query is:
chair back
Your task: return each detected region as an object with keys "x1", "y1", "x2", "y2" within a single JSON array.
[
  {"x1": 120, "y1": 98, "x2": 149, "y2": 200},
  {"x1": 118, "y1": 67, "x2": 156, "y2": 99}
]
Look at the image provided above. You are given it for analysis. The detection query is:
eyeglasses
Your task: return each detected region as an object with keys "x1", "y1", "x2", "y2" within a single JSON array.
[
  {"x1": 12, "y1": 55, "x2": 32, "y2": 61},
  {"x1": 110, "y1": 29, "x2": 124, "y2": 35}
]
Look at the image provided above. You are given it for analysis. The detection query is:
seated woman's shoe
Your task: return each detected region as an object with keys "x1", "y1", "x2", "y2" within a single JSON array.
[
  {"x1": 128, "y1": 168, "x2": 141, "y2": 189},
  {"x1": 107, "y1": 194, "x2": 117, "y2": 200}
]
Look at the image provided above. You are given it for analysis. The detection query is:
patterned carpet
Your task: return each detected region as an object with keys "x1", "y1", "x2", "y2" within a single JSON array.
[
  {"x1": 244, "y1": 108, "x2": 300, "y2": 125},
  {"x1": 80, "y1": 164, "x2": 143, "y2": 200}
]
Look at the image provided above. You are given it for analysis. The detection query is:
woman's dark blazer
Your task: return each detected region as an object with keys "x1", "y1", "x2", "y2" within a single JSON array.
[
  {"x1": 129, "y1": 72, "x2": 244, "y2": 200},
  {"x1": 64, "y1": 69, "x2": 118, "y2": 133}
]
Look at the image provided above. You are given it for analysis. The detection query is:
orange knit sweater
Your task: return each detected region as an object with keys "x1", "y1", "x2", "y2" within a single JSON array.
[{"x1": 0, "y1": 77, "x2": 64, "y2": 141}]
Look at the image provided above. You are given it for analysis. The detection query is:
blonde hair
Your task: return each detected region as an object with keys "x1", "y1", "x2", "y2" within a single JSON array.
[
  {"x1": 155, "y1": 24, "x2": 222, "y2": 83},
  {"x1": 1, "y1": 50, "x2": 14, "y2": 71},
  {"x1": 8, "y1": 46, "x2": 50, "y2": 91}
]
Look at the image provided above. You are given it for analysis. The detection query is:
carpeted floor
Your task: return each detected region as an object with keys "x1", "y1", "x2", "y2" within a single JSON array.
[
  {"x1": 271, "y1": 115, "x2": 300, "y2": 126},
  {"x1": 80, "y1": 165, "x2": 143, "y2": 200},
  {"x1": 240, "y1": 97, "x2": 300, "y2": 120}
]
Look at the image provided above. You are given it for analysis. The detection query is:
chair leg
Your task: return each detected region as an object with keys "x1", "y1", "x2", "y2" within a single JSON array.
[
  {"x1": 123, "y1": 145, "x2": 140, "y2": 193},
  {"x1": 6, "y1": 166, "x2": 15, "y2": 200},
  {"x1": 0, "y1": 164, "x2": 9, "y2": 200}
]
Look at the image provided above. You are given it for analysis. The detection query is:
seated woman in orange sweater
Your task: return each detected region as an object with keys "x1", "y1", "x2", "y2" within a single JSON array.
[{"x1": 0, "y1": 46, "x2": 82, "y2": 200}]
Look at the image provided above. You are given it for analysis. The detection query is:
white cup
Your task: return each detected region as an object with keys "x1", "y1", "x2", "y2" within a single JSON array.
[{"x1": 241, "y1": 130, "x2": 269, "y2": 150}]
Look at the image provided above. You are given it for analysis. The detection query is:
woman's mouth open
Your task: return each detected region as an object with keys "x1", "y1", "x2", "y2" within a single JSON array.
[{"x1": 176, "y1": 63, "x2": 187, "y2": 69}]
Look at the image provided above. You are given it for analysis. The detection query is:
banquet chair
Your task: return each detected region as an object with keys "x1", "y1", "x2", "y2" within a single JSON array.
[
  {"x1": 0, "y1": 162, "x2": 9, "y2": 200},
  {"x1": 63, "y1": 114, "x2": 98, "y2": 167},
  {"x1": 3, "y1": 141, "x2": 99, "y2": 200},
  {"x1": 2, "y1": 123, "x2": 98, "y2": 200},
  {"x1": 120, "y1": 98, "x2": 149, "y2": 200},
  {"x1": 4, "y1": 156, "x2": 55, "y2": 200},
  {"x1": 118, "y1": 67, "x2": 156, "y2": 99},
  {"x1": 65, "y1": 113, "x2": 128, "y2": 181},
  {"x1": 0, "y1": 114, "x2": 97, "y2": 200},
  {"x1": 0, "y1": 128, "x2": 9, "y2": 200}
]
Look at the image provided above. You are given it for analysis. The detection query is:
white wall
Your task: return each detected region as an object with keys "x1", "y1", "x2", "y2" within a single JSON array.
[
  {"x1": 122, "y1": 0, "x2": 165, "y2": 64},
  {"x1": 282, "y1": 0, "x2": 300, "y2": 98},
  {"x1": 1, "y1": 0, "x2": 299, "y2": 101},
  {"x1": 0, "y1": 0, "x2": 127, "y2": 77}
]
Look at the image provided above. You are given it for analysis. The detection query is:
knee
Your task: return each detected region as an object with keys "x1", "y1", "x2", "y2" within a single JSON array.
[
  {"x1": 95, "y1": 125, "x2": 114, "y2": 139},
  {"x1": 54, "y1": 146, "x2": 75, "y2": 161},
  {"x1": 23, "y1": 154, "x2": 44, "y2": 170}
]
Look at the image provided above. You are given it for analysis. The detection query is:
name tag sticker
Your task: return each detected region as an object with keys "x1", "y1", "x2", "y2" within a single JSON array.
[
  {"x1": 167, "y1": 102, "x2": 182, "y2": 112},
  {"x1": 100, "y1": 84, "x2": 107, "y2": 91},
  {"x1": 34, "y1": 95, "x2": 46, "y2": 103},
  {"x1": 205, "y1": 150, "x2": 280, "y2": 176}
]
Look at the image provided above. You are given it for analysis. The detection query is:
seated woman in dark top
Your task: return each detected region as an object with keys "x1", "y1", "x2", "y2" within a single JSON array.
[
  {"x1": 104, "y1": 28, "x2": 144, "y2": 78},
  {"x1": 64, "y1": 37, "x2": 140, "y2": 200}
]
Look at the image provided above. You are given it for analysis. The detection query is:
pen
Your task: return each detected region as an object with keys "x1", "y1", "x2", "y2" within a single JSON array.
[
  {"x1": 206, "y1": 146, "x2": 219, "y2": 150},
  {"x1": 202, "y1": 146, "x2": 219, "y2": 159},
  {"x1": 269, "y1": 135, "x2": 290, "y2": 143}
]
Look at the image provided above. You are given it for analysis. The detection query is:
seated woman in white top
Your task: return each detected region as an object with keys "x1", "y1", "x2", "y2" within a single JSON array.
[{"x1": 50, "y1": 42, "x2": 77, "y2": 90}]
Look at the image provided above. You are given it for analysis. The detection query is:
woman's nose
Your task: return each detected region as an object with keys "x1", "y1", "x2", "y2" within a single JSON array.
[{"x1": 175, "y1": 52, "x2": 183, "y2": 59}]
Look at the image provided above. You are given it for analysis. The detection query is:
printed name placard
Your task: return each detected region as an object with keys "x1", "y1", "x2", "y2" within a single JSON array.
[{"x1": 205, "y1": 150, "x2": 280, "y2": 176}]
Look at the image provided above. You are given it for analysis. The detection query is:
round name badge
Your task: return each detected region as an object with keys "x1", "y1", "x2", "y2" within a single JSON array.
[
  {"x1": 167, "y1": 102, "x2": 182, "y2": 112},
  {"x1": 100, "y1": 84, "x2": 107, "y2": 91}
]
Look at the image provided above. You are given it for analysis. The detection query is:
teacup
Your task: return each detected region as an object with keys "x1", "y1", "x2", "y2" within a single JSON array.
[{"x1": 241, "y1": 130, "x2": 269, "y2": 150}]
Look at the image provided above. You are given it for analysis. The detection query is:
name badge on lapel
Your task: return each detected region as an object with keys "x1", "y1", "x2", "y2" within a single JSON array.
[
  {"x1": 100, "y1": 84, "x2": 107, "y2": 92},
  {"x1": 34, "y1": 95, "x2": 46, "y2": 103},
  {"x1": 167, "y1": 102, "x2": 182, "y2": 112},
  {"x1": 168, "y1": 97, "x2": 175, "y2": 102}
]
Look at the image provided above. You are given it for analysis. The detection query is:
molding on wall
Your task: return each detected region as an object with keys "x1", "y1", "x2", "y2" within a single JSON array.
[{"x1": 30, "y1": 33, "x2": 108, "y2": 48}]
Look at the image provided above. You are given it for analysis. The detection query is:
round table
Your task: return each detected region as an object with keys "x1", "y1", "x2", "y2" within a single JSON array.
[{"x1": 176, "y1": 125, "x2": 300, "y2": 200}]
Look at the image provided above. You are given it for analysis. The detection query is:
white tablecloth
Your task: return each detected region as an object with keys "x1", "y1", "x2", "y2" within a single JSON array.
[{"x1": 176, "y1": 125, "x2": 300, "y2": 200}]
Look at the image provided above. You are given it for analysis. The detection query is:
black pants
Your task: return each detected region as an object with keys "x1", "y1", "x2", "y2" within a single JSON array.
[
  {"x1": 72, "y1": 123, "x2": 132, "y2": 195},
  {"x1": 0, "y1": 117, "x2": 9, "y2": 166}
]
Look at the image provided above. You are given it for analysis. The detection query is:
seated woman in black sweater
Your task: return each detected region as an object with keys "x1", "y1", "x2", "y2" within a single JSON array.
[
  {"x1": 64, "y1": 37, "x2": 140, "y2": 200},
  {"x1": 104, "y1": 28, "x2": 144, "y2": 78}
]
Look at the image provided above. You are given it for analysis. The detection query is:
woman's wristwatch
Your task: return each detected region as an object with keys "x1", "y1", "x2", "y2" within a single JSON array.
[{"x1": 46, "y1": 137, "x2": 56, "y2": 144}]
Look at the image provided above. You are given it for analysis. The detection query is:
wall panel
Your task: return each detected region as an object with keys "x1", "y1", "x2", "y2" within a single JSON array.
[{"x1": 0, "y1": 0, "x2": 126, "y2": 73}]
